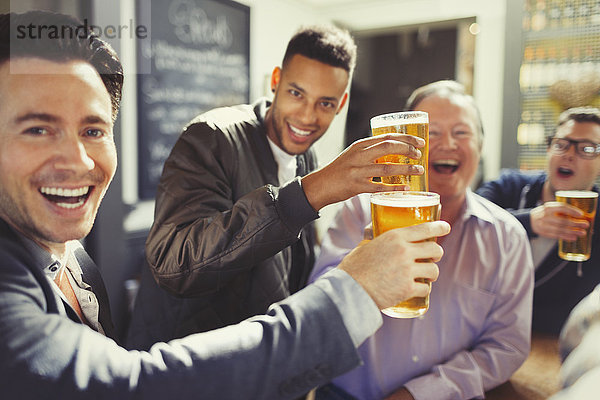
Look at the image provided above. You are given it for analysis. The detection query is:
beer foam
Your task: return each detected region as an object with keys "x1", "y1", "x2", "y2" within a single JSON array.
[
  {"x1": 370, "y1": 192, "x2": 439, "y2": 207},
  {"x1": 370, "y1": 111, "x2": 428, "y2": 129},
  {"x1": 555, "y1": 190, "x2": 599, "y2": 198}
]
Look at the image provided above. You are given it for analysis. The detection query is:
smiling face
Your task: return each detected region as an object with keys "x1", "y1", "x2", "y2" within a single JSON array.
[
  {"x1": 416, "y1": 94, "x2": 482, "y2": 205},
  {"x1": 546, "y1": 120, "x2": 600, "y2": 194},
  {"x1": 265, "y1": 54, "x2": 349, "y2": 155},
  {"x1": 0, "y1": 58, "x2": 116, "y2": 256}
]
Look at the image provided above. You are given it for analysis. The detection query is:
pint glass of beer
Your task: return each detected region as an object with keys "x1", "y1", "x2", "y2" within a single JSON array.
[
  {"x1": 370, "y1": 111, "x2": 429, "y2": 190},
  {"x1": 556, "y1": 190, "x2": 598, "y2": 262},
  {"x1": 370, "y1": 191, "x2": 441, "y2": 318}
]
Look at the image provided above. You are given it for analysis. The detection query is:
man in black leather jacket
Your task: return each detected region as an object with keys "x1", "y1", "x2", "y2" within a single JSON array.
[{"x1": 128, "y1": 26, "x2": 427, "y2": 349}]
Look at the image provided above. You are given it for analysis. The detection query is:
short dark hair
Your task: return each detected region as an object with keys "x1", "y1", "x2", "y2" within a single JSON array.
[
  {"x1": 404, "y1": 80, "x2": 484, "y2": 137},
  {"x1": 0, "y1": 11, "x2": 124, "y2": 122},
  {"x1": 282, "y1": 25, "x2": 357, "y2": 74},
  {"x1": 557, "y1": 107, "x2": 600, "y2": 128}
]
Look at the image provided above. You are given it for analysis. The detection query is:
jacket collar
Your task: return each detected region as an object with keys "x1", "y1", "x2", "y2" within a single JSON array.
[
  {"x1": 0, "y1": 217, "x2": 117, "y2": 340},
  {"x1": 0, "y1": 219, "x2": 57, "y2": 274},
  {"x1": 251, "y1": 98, "x2": 279, "y2": 185},
  {"x1": 518, "y1": 172, "x2": 547, "y2": 209}
]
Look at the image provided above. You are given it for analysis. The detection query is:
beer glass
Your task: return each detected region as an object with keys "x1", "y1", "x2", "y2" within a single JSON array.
[
  {"x1": 556, "y1": 190, "x2": 598, "y2": 262},
  {"x1": 370, "y1": 111, "x2": 429, "y2": 190},
  {"x1": 370, "y1": 191, "x2": 441, "y2": 318}
]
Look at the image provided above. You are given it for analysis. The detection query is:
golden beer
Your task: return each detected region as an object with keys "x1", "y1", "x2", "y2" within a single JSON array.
[
  {"x1": 370, "y1": 191, "x2": 441, "y2": 318},
  {"x1": 370, "y1": 111, "x2": 429, "y2": 190},
  {"x1": 556, "y1": 190, "x2": 598, "y2": 262}
]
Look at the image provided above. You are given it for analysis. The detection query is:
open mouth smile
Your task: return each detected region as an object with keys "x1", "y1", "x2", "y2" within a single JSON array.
[
  {"x1": 432, "y1": 159, "x2": 459, "y2": 174},
  {"x1": 288, "y1": 123, "x2": 312, "y2": 137},
  {"x1": 40, "y1": 186, "x2": 92, "y2": 209},
  {"x1": 557, "y1": 166, "x2": 574, "y2": 178}
]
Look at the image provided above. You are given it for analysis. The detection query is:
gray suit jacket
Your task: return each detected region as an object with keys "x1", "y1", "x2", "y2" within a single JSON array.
[{"x1": 0, "y1": 219, "x2": 379, "y2": 399}]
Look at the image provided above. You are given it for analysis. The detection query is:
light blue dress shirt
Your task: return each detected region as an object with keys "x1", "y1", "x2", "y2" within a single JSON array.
[{"x1": 310, "y1": 190, "x2": 534, "y2": 400}]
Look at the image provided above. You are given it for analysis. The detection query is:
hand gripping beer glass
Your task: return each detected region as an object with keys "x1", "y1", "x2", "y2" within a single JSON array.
[
  {"x1": 370, "y1": 191, "x2": 441, "y2": 318},
  {"x1": 556, "y1": 190, "x2": 598, "y2": 262},
  {"x1": 370, "y1": 111, "x2": 429, "y2": 190}
]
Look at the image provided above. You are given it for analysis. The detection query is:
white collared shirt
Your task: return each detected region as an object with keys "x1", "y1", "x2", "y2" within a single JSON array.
[{"x1": 267, "y1": 136, "x2": 297, "y2": 185}]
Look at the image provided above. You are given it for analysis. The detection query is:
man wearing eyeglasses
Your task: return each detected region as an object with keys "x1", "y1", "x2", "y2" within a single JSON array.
[{"x1": 477, "y1": 107, "x2": 600, "y2": 335}]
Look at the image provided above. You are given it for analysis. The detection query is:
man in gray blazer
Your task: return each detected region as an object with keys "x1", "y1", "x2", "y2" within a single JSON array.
[{"x1": 0, "y1": 11, "x2": 449, "y2": 400}]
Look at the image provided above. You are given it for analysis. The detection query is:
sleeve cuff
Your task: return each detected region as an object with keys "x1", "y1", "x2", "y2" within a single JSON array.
[
  {"x1": 313, "y1": 268, "x2": 382, "y2": 347},
  {"x1": 272, "y1": 177, "x2": 320, "y2": 234},
  {"x1": 404, "y1": 374, "x2": 455, "y2": 400}
]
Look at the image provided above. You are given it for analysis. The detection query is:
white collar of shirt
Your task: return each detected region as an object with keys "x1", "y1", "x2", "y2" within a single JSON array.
[
  {"x1": 464, "y1": 189, "x2": 495, "y2": 224},
  {"x1": 267, "y1": 136, "x2": 297, "y2": 185}
]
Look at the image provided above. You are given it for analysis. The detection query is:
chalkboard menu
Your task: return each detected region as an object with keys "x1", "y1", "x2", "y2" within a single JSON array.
[{"x1": 137, "y1": 0, "x2": 250, "y2": 199}]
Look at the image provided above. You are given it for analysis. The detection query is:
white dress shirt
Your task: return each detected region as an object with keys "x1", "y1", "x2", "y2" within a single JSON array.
[{"x1": 267, "y1": 136, "x2": 297, "y2": 185}]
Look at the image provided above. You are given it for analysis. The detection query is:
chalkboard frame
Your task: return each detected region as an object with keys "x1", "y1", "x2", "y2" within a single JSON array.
[{"x1": 136, "y1": 0, "x2": 250, "y2": 200}]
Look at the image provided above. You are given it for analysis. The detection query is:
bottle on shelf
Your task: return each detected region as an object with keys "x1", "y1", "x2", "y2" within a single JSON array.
[
  {"x1": 580, "y1": 46, "x2": 596, "y2": 77},
  {"x1": 532, "y1": 0, "x2": 548, "y2": 31},
  {"x1": 548, "y1": 0, "x2": 562, "y2": 28},
  {"x1": 591, "y1": 0, "x2": 600, "y2": 25},
  {"x1": 523, "y1": 0, "x2": 533, "y2": 31},
  {"x1": 520, "y1": 46, "x2": 535, "y2": 90},
  {"x1": 576, "y1": 0, "x2": 591, "y2": 26},
  {"x1": 532, "y1": 46, "x2": 547, "y2": 88},
  {"x1": 545, "y1": 46, "x2": 558, "y2": 86},
  {"x1": 562, "y1": 1, "x2": 576, "y2": 28},
  {"x1": 556, "y1": 46, "x2": 571, "y2": 81},
  {"x1": 571, "y1": 46, "x2": 582, "y2": 77}
]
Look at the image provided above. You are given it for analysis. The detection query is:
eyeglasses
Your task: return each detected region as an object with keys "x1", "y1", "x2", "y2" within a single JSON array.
[{"x1": 547, "y1": 137, "x2": 600, "y2": 159}]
